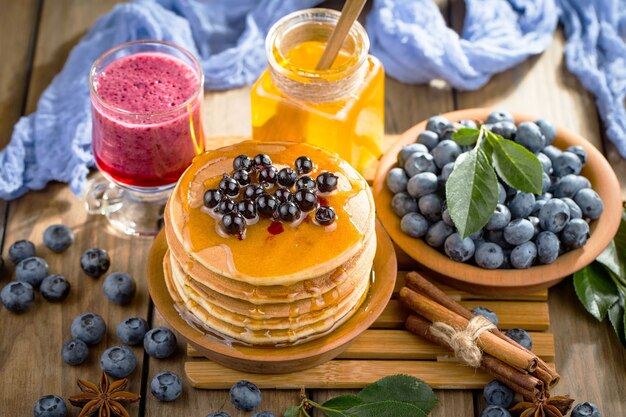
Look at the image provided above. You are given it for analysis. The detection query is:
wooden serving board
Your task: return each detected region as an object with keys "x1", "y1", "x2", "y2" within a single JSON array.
[{"x1": 184, "y1": 270, "x2": 555, "y2": 390}]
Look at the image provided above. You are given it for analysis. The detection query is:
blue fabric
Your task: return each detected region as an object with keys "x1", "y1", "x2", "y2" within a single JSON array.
[{"x1": 1, "y1": 0, "x2": 625, "y2": 200}]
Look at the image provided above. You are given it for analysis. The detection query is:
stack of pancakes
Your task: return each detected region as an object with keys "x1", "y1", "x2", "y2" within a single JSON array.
[{"x1": 163, "y1": 142, "x2": 376, "y2": 345}]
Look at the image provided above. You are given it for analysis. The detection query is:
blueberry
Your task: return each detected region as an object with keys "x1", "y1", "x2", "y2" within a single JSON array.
[
  {"x1": 256, "y1": 194, "x2": 278, "y2": 218},
  {"x1": 418, "y1": 193, "x2": 443, "y2": 222},
  {"x1": 490, "y1": 121, "x2": 517, "y2": 139},
  {"x1": 219, "y1": 175, "x2": 240, "y2": 197},
  {"x1": 15, "y1": 256, "x2": 49, "y2": 288},
  {"x1": 539, "y1": 199, "x2": 571, "y2": 233},
  {"x1": 252, "y1": 413, "x2": 275, "y2": 417},
  {"x1": 531, "y1": 199, "x2": 547, "y2": 217},
  {"x1": 61, "y1": 338, "x2": 88, "y2": 366},
  {"x1": 485, "y1": 204, "x2": 511, "y2": 231},
  {"x1": 391, "y1": 192, "x2": 418, "y2": 217},
  {"x1": 458, "y1": 119, "x2": 477, "y2": 129},
  {"x1": 486, "y1": 110, "x2": 514, "y2": 124},
  {"x1": 431, "y1": 140, "x2": 462, "y2": 169},
  {"x1": 535, "y1": 119, "x2": 556, "y2": 146},
  {"x1": 528, "y1": 216, "x2": 541, "y2": 236},
  {"x1": 144, "y1": 327, "x2": 177, "y2": 359},
  {"x1": 416, "y1": 130, "x2": 439, "y2": 151},
  {"x1": 237, "y1": 199, "x2": 257, "y2": 219},
  {"x1": 469, "y1": 228, "x2": 484, "y2": 241},
  {"x1": 100, "y1": 345, "x2": 136, "y2": 378},
  {"x1": 497, "y1": 183, "x2": 506, "y2": 204},
  {"x1": 404, "y1": 152, "x2": 437, "y2": 177},
  {"x1": 80, "y1": 248, "x2": 111, "y2": 278},
  {"x1": 233, "y1": 154, "x2": 253, "y2": 172},
  {"x1": 216, "y1": 197, "x2": 237, "y2": 215},
  {"x1": 40, "y1": 274, "x2": 70, "y2": 302},
  {"x1": 254, "y1": 153, "x2": 272, "y2": 168},
  {"x1": 386, "y1": 167, "x2": 409, "y2": 193},
  {"x1": 203, "y1": 189, "x2": 223, "y2": 208},
  {"x1": 471, "y1": 306, "x2": 499, "y2": 325},
  {"x1": 537, "y1": 192, "x2": 552, "y2": 201},
  {"x1": 103, "y1": 272, "x2": 136, "y2": 305},
  {"x1": 515, "y1": 121, "x2": 545, "y2": 154},
  {"x1": 553, "y1": 151, "x2": 583, "y2": 177},
  {"x1": 542, "y1": 172, "x2": 552, "y2": 194},
  {"x1": 444, "y1": 233, "x2": 475, "y2": 262},
  {"x1": 561, "y1": 218, "x2": 590, "y2": 249},
  {"x1": 42, "y1": 224, "x2": 74, "y2": 253},
  {"x1": 483, "y1": 380, "x2": 514, "y2": 407},
  {"x1": 71, "y1": 313, "x2": 106, "y2": 345},
  {"x1": 425, "y1": 220, "x2": 454, "y2": 248},
  {"x1": 480, "y1": 405, "x2": 512, "y2": 417},
  {"x1": 441, "y1": 208, "x2": 454, "y2": 226},
  {"x1": 291, "y1": 190, "x2": 314, "y2": 212},
  {"x1": 258, "y1": 166, "x2": 278, "y2": 185},
  {"x1": 317, "y1": 172, "x2": 338, "y2": 193},
  {"x1": 244, "y1": 184, "x2": 265, "y2": 200},
  {"x1": 505, "y1": 328, "x2": 533, "y2": 350},
  {"x1": 277, "y1": 201, "x2": 301, "y2": 222},
  {"x1": 440, "y1": 162, "x2": 455, "y2": 182},
  {"x1": 475, "y1": 242, "x2": 504, "y2": 269},
  {"x1": 206, "y1": 413, "x2": 231, "y2": 417},
  {"x1": 277, "y1": 167, "x2": 297, "y2": 187},
  {"x1": 117, "y1": 317, "x2": 149, "y2": 345},
  {"x1": 537, "y1": 152, "x2": 553, "y2": 174},
  {"x1": 542, "y1": 145, "x2": 562, "y2": 164},
  {"x1": 296, "y1": 175, "x2": 316, "y2": 191},
  {"x1": 553, "y1": 174, "x2": 591, "y2": 198},
  {"x1": 1, "y1": 281, "x2": 35, "y2": 313},
  {"x1": 407, "y1": 172, "x2": 438, "y2": 198},
  {"x1": 508, "y1": 192, "x2": 535, "y2": 219},
  {"x1": 536, "y1": 231, "x2": 560, "y2": 264},
  {"x1": 566, "y1": 145, "x2": 587, "y2": 164},
  {"x1": 440, "y1": 122, "x2": 459, "y2": 141},
  {"x1": 571, "y1": 402, "x2": 601, "y2": 417},
  {"x1": 8, "y1": 239, "x2": 36, "y2": 264},
  {"x1": 294, "y1": 156, "x2": 313, "y2": 174},
  {"x1": 484, "y1": 229, "x2": 512, "y2": 249},
  {"x1": 574, "y1": 188, "x2": 604, "y2": 219},
  {"x1": 230, "y1": 380, "x2": 262, "y2": 411},
  {"x1": 33, "y1": 395, "x2": 67, "y2": 417},
  {"x1": 398, "y1": 143, "x2": 429, "y2": 166},
  {"x1": 561, "y1": 197, "x2": 583, "y2": 219},
  {"x1": 398, "y1": 213, "x2": 428, "y2": 239},
  {"x1": 510, "y1": 241, "x2": 537, "y2": 269},
  {"x1": 503, "y1": 219, "x2": 534, "y2": 245},
  {"x1": 150, "y1": 371, "x2": 183, "y2": 402},
  {"x1": 232, "y1": 169, "x2": 250, "y2": 186},
  {"x1": 315, "y1": 206, "x2": 336, "y2": 226}
]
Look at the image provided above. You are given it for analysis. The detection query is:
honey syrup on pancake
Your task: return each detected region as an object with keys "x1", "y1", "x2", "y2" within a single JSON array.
[{"x1": 177, "y1": 142, "x2": 369, "y2": 280}]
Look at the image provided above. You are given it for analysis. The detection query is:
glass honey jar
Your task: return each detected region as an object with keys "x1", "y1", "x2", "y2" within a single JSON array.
[{"x1": 251, "y1": 8, "x2": 385, "y2": 174}]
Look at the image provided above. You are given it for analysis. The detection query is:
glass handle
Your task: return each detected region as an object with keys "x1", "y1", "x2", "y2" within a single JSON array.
[{"x1": 84, "y1": 176, "x2": 125, "y2": 216}]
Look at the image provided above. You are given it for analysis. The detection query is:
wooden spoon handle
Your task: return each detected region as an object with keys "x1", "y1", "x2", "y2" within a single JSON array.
[{"x1": 316, "y1": 0, "x2": 368, "y2": 71}]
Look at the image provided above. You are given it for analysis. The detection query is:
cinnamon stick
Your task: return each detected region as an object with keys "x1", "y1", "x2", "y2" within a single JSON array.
[
  {"x1": 406, "y1": 314, "x2": 543, "y2": 401},
  {"x1": 399, "y1": 287, "x2": 539, "y2": 372},
  {"x1": 404, "y1": 272, "x2": 560, "y2": 387}
]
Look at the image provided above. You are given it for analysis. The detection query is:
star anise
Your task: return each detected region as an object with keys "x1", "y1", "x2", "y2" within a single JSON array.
[
  {"x1": 68, "y1": 372, "x2": 140, "y2": 417},
  {"x1": 510, "y1": 394, "x2": 574, "y2": 417}
]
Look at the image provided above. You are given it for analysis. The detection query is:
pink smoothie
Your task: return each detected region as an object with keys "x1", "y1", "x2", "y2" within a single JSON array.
[{"x1": 92, "y1": 52, "x2": 203, "y2": 189}]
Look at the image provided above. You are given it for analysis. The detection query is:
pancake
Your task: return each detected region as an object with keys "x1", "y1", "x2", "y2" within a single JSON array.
[{"x1": 162, "y1": 141, "x2": 377, "y2": 345}]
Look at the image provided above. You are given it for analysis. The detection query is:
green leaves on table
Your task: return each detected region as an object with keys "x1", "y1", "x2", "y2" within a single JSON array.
[
  {"x1": 448, "y1": 126, "x2": 543, "y2": 238},
  {"x1": 283, "y1": 375, "x2": 438, "y2": 417},
  {"x1": 574, "y1": 205, "x2": 626, "y2": 348}
]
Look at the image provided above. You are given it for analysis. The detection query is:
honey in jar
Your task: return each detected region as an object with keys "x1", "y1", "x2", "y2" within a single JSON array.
[{"x1": 251, "y1": 9, "x2": 385, "y2": 174}]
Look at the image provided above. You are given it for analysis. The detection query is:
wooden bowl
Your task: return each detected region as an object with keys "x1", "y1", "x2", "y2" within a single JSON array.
[
  {"x1": 147, "y1": 221, "x2": 397, "y2": 374},
  {"x1": 373, "y1": 108, "x2": 623, "y2": 294}
]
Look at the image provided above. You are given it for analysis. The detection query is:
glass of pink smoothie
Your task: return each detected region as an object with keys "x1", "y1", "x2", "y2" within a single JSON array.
[{"x1": 87, "y1": 40, "x2": 204, "y2": 236}]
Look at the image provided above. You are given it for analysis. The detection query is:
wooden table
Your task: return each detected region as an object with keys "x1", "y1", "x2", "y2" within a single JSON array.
[{"x1": 1, "y1": 1, "x2": 625, "y2": 416}]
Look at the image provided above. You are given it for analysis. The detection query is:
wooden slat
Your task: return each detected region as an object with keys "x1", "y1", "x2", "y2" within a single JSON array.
[
  {"x1": 188, "y1": 330, "x2": 555, "y2": 361},
  {"x1": 186, "y1": 359, "x2": 557, "y2": 390}
]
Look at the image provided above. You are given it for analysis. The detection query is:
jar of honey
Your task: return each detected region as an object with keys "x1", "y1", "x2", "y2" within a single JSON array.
[{"x1": 251, "y1": 8, "x2": 384, "y2": 174}]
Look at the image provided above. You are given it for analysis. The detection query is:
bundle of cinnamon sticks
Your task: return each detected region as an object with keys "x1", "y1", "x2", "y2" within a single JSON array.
[{"x1": 399, "y1": 272, "x2": 559, "y2": 402}]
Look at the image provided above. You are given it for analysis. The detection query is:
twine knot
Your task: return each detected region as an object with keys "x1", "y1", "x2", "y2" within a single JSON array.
[{"x1": 429, "y1": 315, "x2": 496, "y2": 368}]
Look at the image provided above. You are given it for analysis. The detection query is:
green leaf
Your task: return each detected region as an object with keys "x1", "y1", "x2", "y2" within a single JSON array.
[
  {"x1": 445, "y1": 147, "x2": 499, "y2": 238},
  {"x1": 491, "y1": 136, "x2": 543, "y2": 194},
  {"x1": 608, "y1": 299, "x2": 626, "y2": 348},
  {"x1": 344, "y1": 401, "x2": 428, "y2": 417},
  {"x1": 451, "y1": 128, "x2": 479, "y2": 146},
  {"x1": 357, "y1": 375, "x2": 438, "y2": 413},
  {"x1": 323, "y1": 396, "x2": 365, "y2": 411},
  {"x1": 283, "y1": 406, "x2": 302, "y2": 417},
  {"x1": 573, "y1": 262, "x2": 620, "y2": 321},
  {"x1": 597, "y1": 241, "x2": 626, "y2": 287}
]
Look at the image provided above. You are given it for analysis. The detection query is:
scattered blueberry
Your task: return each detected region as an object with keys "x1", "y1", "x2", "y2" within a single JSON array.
[
  {"x1": 273, "y1": 187, "x2": 293, "y2": 203},
  {"x1": 486, "y1": 110, "x2": 514, "y2": 124},
  {"x1": 391, "y1": 192, "x2": 418, "y2": 217},
  {"x1": 536, "y1": 231, "x2": 560, "y2": 264},
  {"x1": 117, "y1": 317, "x2": 149, "y2": 345},
  {"x1": 80, "y1": 248, "x2": 111, "y2": 278},
  {"x1": 475, "y1": 243, "x2": 504, "y2": 269},
  {"x1": 294, "y1": 156, "x2": 313, "y2": 174},
  {"x1": 258, "y1": 166, "x2": 278, "y2": 185},
  {"x1": 103, "y1": 272, "x2": 136, "y2": 305},
  {"x1": 296, "y1": 175, "x2": 316, "y2": 191},
  {"x1": 219, "y1": 175, "x2": 241, "y2": 197},
  {"x1": 416, "y1": 130, "x2": 439, "y2": 150},
  {"x1": 256, "y1": 194, "x2": 278, "y2": 218},
  {"x1": 40, "y1": 274, "x2": 71, "y2": 302},
  {"x1": 571, "y1": 402, "x2": 602, "y2": 417},
  {"x1": 229, "y1": 380, "x2": 262, "y2": 411},
  {"x1": 515, "y1": 121, "x2": 545, "y2": 153},
  {"x1": 538, "y1": 199, "x2": 571, "y2": 233},
  {"x1": 444, "y1": 233, "x2": 475, "y2": 262},
  {"x1": 15, "y1": 256, "x2": 49, "y2": 288},
  {"x1": 61, "y1": 338, "x2": 88, "y2": 366},
  {"x1": 150, "y1": 371, "x2": 183, "y2": 402},
  {"x1": 483, "y1": 380, "x2": 514, "y2": 407},
  {"x1": 510, "y1": 241, "x2": 537, "y2": 269},
  {"x1": 217, "y1": 197, "x2": 237, "y2": 215},
  {"x1": 71, "y1": 312, "x2": 106, "y2": 345},
  {"x1": 222, "y1": 212, "x2": 247, "y2": 236},
  {"x1": 471, "y1": 306, "x2": 499, "y2": 326},
  {"x1": 277, "y1": 167, "x2": 297, "y2": 187},
  {"x1": 203, "y1": 189, "x2": 223, "y2": 208},
  {"x1": 505, "y1": 328, "x2": 533, "y2": 350},
  {"x1": 233, "y1": 154, "x2": 253, "y2": 172},
  {"x1": 144, "y1": 327, "x2": 177, "y2": 359},
  {"x1": 100, "y1": 345, "x2": 137, "y2": 378},
  {"x1": 553, "y1": 151, "x2": 583, "y2": 177},
  {"x1": 480, "y1": 405, "x2": 512, "y2": 417},
  {"x1": 425, "y1": 220, "x2": 454, "y2": 248},
  {"x1": 294, "y1": 189, "x2": 317, "y2": 212},
  {"x1": 253, "y1": 154, "x2": 272, "y2": 168},
  {"x1": 238, "y1": 199, "x2": 258, "y2": 219},
  {"x1": 43, "y1": 225, "x2": 74, "y2": 253},
  {"x1": 316, "y1": 172, "x2": 338, "y2": 193},
  {"x1": 503, "y1": 218, "x2": 535, "y2": 245},
  {"x1": 8, "y1": 239, "x2": 36, "y2": 265},
  {"x1": 561, "y1": 218, "x2": 590, "y2": 249},
  {"x1": 33, "y1": 395, "x2": 67, "y2": 417},
  {"x1": 315, "y1": 206, "x2": 336, "y2": 226},
  {"x1": 1, "y1": 281, "x2": 35, "y2": 313},
  {"x1": 407, "y1": 172, "x2": 438, "y2": 198},
  {"x1": 277, "y1": 201, "x2": 301, "y2": 222},
  {"x1": 244, "y1": 184, "x2": 265, "y2": 200},
  {"x1": 404, "y1": 152, "x2": 437, "y2": 177},
  {"x1": 386, "y1": 167, "x2": 409, "y2": 194},
  {"x1": 574, "y1": 188, "x2": 604, "y2": 219},
  {"x1": 232, "y1": 169, "x2": 250, "y2": 186}
]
